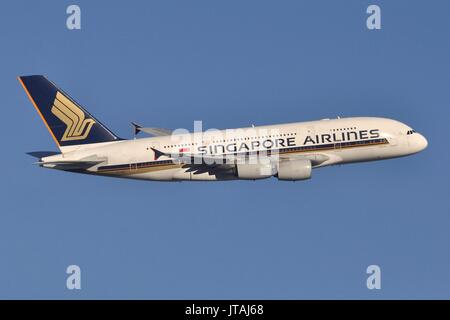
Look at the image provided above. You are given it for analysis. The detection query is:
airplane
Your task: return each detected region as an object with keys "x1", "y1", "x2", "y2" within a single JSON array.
[{"x1": 18, "y1": 75, "x2": 428, "y2": 182}]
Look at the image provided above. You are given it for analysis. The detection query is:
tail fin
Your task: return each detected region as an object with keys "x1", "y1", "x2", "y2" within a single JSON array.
[{"x1": 18, "y1": 75, "x2": 121, "y2": 149}]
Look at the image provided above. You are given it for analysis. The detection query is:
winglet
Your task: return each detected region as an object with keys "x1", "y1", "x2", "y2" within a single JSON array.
[{"x1": 131, "y1": 122, "x2": 142, "y2": 135}]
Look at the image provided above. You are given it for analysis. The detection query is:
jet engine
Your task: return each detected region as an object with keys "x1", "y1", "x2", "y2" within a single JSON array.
[
  {"x1": 236, "y1": 163, "x2": 274, "y2": 180},
  {"x1": 277, "y1": 159, "x2": 312, "y2": 181}
]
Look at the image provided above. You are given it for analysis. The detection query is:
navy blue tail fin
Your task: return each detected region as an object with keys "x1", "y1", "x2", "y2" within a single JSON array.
[{"x1": 18, "y1": 75, "x2": 121, "y2": 148}]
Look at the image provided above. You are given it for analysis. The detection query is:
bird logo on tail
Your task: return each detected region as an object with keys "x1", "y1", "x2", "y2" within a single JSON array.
[{"x1": 51, "y1": 91, "x2": 95, "y2": 141}]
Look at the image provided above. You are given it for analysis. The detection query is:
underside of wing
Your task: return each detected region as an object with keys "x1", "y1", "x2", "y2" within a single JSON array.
[
  {"x1": 152, "y1": 148, "x2": 238, "y2": 165},
  {"x1": 181, "y1": 163, "x2": 235, "y2": 175}
]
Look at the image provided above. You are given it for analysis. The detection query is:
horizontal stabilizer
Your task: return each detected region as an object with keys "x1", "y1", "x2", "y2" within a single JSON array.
[
  {"x1": 37, "y1": 154, "x2": 107, "y2": 170},
  {"x1": 37, "y1": 159, "x2": 105, "y2": 170},
  {"x1": 27, "y1": 151, "x2": 59, "y2": 158}
]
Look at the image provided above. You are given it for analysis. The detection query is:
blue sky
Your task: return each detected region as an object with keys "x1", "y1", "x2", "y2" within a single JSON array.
[{"x1": 0, "y1": 0, "x2": 449, "y2": 299}]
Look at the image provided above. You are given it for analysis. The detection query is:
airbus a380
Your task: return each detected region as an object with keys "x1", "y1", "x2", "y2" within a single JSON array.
[{"x1": 19, "y1": 75, "x2": 428, "y2": 182}]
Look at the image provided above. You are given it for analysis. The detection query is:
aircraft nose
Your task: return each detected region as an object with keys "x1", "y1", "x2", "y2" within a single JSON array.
[{"x1": 414, "y1": 133, "x2": 428, "y2": 152}]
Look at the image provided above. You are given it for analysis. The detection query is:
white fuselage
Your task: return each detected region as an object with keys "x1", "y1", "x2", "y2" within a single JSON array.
[{"x1": 41, "y1": 117, "x2": 428, "y2": 181}]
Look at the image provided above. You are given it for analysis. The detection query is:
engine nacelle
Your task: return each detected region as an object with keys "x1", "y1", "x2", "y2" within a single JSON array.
[
  {"x1": 277, "y1": 159, "x2": 312, "y2": 181},
  {"x1": 236, "y1": 163, "x2": 274, "y2": 180}
]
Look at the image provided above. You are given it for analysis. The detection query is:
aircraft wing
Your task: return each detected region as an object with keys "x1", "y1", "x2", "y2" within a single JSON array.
[
  {"x1": 152, "y1": 148, "x2": 329, "y2": 167},
  {"x1": 132, "y1": 122, "x2": 172, "y2": 136},
  {"x1": 152, "y1": 148, "x2": 237, "y2": 165}
]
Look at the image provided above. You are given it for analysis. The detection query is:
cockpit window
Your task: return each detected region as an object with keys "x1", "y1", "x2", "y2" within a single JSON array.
[{"x1": 407, "y1": 130, "x2": 417, "y2": 135}]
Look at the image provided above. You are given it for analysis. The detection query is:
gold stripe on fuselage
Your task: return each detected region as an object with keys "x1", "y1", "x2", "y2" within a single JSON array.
[{"x1": 97, "y1": 163, "x2": 182, "y2": 176}]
